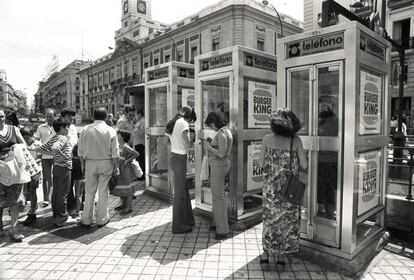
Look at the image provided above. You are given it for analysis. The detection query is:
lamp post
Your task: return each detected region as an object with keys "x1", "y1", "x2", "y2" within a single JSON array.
[{"x1": 262, "y1": 0, "x2": 284, "y2": 37}]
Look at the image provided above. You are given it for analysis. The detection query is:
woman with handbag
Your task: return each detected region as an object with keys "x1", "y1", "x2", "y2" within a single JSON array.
[
  {"x1": 0, "y1": 109, "x2": 27, "y2": 242},
  {"x1": 258, "y1": 108, "x2": 307, "y2": 264},
  {"x1": 165, "y1": 106, "x2": 197, "y2": 234},
  {"x1": 203, "y1": 112, "x2": 233, "y2": 240}
]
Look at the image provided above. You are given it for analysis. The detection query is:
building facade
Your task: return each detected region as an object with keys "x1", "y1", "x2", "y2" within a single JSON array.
[
  {"x1": 35, "y1": 60, "x2": 86, "y2": 115},
  {"x1": 387, "y1": 0, "x2": 414, "y2": 128},
  {"x1": 0, "y1": 69, "x2": 28, "y2": 115},
  {"x1": 79, "y1": 0, "x2": 303, "y2": 120},
  {"x1": 304, "y1": 0, "x2": 414, "y2": 129}
]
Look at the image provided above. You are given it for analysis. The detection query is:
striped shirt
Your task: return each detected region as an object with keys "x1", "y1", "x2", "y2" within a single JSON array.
[
  {"x1": 38, "y1": 135, "x2": 72, "y2": 169},
  {"x1": 35, "y1": 123, "x2": 55, "y2": 159}
]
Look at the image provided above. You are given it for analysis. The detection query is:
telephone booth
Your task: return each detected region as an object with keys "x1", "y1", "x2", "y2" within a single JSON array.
[
  {"x1": 277, "y1": 22, "x2": 390, "y2": 274},
  {"x1": 144, "y1": 61, "x2": 195, "y2": 201},
  {"x1": 194, "y1": 46, "x2": 277, "y2": 225}
]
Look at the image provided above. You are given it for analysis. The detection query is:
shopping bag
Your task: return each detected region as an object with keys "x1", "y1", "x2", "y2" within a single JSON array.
[
  {"x1": 200, "y1": 156, "x2": 209, "y2": 181},
  {"x1": 0, "y1": 157, "x2": 20, "y2": 186}
]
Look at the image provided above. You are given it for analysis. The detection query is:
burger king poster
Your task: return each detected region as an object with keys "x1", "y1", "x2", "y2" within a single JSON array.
[
  {"x1": 359, "y1": 71, "x2": 382, "y2": 135},
  {"x1": 247, "y1": 142, "x2": 263, "y2": 191},
  {"x1": 248, "y1": 81, "x2": 276, "y2": 128},
  {"x1": 357, "y1": 150, "x2": 381, "y2": 216}
]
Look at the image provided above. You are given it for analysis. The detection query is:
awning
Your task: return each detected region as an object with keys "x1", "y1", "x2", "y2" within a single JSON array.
[{"x1": 125, "y1": 83, "x2": 145, "y2": 95}]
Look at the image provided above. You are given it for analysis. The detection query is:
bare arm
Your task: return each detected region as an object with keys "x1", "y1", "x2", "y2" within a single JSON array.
[
  {"x1": 124, "y1": 145, "x2": 139, "y2": 163},
  {"x1": 182, "y1": 129, "x2": 193, "y2": 149},
  {"x1": 295, "y1": 136, "x2": 308, "y2": 170},
  {"x1": 15, "y1": 127, "x2": 25, "y2": 144}
]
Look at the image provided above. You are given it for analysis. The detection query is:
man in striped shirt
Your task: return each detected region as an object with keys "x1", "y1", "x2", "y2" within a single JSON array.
[{"x1": 38, "y1": 118, "x2": 76, "y2": 227}]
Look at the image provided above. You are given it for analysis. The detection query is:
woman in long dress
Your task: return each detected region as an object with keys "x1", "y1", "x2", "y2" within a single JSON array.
[{"x1": 259, "y1": 108, "x2": 307, "y2": 264}]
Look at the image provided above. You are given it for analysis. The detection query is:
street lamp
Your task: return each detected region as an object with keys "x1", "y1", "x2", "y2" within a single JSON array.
[{"x1": 262, "y1": 0, "x2": 284, "y2": 37}]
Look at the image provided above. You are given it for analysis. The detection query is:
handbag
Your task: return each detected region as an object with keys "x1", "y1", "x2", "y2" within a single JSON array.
[
  {"x1": 108, "y1": 175, "x2": 119, "y2": 192},
  {"x1": 200, "y1": 155, "x2": 209, "y2": 181},
  {"x1": 281, "y1": 137, "x2": 306, "y2": 206}
]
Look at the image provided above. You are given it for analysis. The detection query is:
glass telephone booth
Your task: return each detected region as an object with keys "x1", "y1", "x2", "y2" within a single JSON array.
[
  {"x1": 144, "y1": 62, "x2": 195, "y2": 201},
  {"x1": 194, "y1": 46, "x2": 278, "y2": 225},
  {"x1": 277, "y1": 22, "x2": 390, "y2": 274}
]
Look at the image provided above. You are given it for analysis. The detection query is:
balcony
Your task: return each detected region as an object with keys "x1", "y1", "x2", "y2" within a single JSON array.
[
  {"x1": 388, "y1": 0, "x2": 414, "y2": 9},
  {"x1": 392, "y1": 37, "x2": 414, "y2": 51}
]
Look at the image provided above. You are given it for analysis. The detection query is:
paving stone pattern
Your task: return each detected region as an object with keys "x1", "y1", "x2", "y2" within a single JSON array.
[{"x1": 0, "y1": 192, "x2": 413, "y2": 280}]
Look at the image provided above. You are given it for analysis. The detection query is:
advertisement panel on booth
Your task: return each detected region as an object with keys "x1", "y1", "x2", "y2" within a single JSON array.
[
  {"x1": 357, "y1": 149, "x2": 381, "y2": 216},
  {"x1": 248, "y1": 81, "x2": 276, "y2": 128},
  {"x1": 247, "y1": 142, "x2": 263, "y2": 191},
  {"x1": 359, "y1": 70, "x2": 382, "y2": 135},
  {"x1": 182, "y1": 88, "x2": 195, "y2": 108}
]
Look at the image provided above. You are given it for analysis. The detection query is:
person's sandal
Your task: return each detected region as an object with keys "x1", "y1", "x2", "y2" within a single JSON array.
[
  {"x1": 114, "y1": 205, "x2": 126, "y2": 211},
  {"x1": 9, "y1": 232, "x2": 24, "y2": 242}
]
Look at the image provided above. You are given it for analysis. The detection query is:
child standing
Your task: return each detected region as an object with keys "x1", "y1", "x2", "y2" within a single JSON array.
[
  {"x1": 20, "y1": 127, "x2": 42, "y2": 225},
  {"x1": 38, "y1": 118, "x2": 76, "y2": 227},
  {"x1": 111, "y1": 130, "x2": 142, "y2": 215},
  {"x1": 71, "y1": 144, "x2": 85, "y2": 218}
]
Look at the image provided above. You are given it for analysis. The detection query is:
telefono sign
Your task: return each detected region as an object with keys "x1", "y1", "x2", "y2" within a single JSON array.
[{"x1": 286, "y1": 32, "x2": 344, "y2": 58}]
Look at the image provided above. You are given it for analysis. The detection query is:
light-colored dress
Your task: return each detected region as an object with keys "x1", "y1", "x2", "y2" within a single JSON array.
[{"x1": 262, "y1": 147, "x2": 301, "y2": 255}]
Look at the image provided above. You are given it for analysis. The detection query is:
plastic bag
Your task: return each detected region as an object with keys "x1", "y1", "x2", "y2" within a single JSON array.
[{"x1": 200, "y1": 156, "x2": 209, "y2": 181}]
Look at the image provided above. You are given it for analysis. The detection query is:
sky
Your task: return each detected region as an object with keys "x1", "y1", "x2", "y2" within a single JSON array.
[{"x1": 0, "y1": 0, "x2": 303, "y2": 109}]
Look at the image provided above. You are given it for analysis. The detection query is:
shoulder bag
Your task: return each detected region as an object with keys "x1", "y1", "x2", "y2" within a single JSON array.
[{"x1": 281, "y1": 137, "x2": 306, "y2": 206}]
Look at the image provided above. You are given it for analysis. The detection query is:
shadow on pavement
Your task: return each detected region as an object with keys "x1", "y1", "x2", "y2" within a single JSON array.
[{"x1": 120, "y1": 217, "x2": 223, "y2": 265}]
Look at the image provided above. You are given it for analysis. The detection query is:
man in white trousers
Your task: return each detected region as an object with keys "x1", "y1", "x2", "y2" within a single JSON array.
[{"x1": 78, "y1": 108, "x2": 119, "y2": 227}]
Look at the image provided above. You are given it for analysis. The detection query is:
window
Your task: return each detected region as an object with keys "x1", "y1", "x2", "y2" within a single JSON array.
[
  {"x1": 165, "y1": 54, "x2": 170, "y2": 62},
  {"x1": 177, "y1": 50, "x2": 183, "y2": 62},
  {"x1": 154, "y1": 58, "x2": 159, "y2": 65},
  {"x1": 392, "y1": 61, "x2": 408, "y2": 86},
  {"x1": 124, "y1": 21, "x2": 128, "y2": 27},
  {"x1": 133, "y1": 30, "x2": 140, "y2": 37},
  {"x1": 149, "y1": 28, "x2": 153, "y2": 34},
  {"x1": 257, "y1": 39, "x2": 265, "y2": 52},
  {"x1": 144, "y1": 61, "x2": 149, "y2": 68},
  {"x1": 212, "y1": 38, "x2": 220, "y2": 51},
  {"x1": 190, "y1": 45, "x2": 198, "y2": 64},
  {"x1": 393, "y1": 19, "x2": 411, "y2": 49}
]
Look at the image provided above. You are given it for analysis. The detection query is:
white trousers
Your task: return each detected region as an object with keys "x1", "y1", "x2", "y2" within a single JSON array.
[{"x1": 81, "y1": 159, "x2": 113, "y2": 225}]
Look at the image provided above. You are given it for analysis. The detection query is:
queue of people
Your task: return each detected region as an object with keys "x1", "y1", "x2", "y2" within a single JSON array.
[{"x1": 0, "y1": 103, "x2": 309, "y2": 272}]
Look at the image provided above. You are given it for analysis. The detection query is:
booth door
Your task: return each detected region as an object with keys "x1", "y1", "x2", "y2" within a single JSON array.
[
  {"x1": 146, "y1": 85, "x2": 170, "y2": 187},
  {"x1": 288, "y1": 61, "x2": 343, "y2": 248},
  {"x1": 195, "y1": 73, "x2": 232, "y2": 208}
]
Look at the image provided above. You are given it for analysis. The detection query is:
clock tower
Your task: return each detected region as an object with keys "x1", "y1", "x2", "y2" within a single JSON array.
[
  {"x1": 121, "y1": 0, "x2": 152, "y2": 28},
  {"x1": 116, "y1": 0, "x2": 163, "y2": 44}
]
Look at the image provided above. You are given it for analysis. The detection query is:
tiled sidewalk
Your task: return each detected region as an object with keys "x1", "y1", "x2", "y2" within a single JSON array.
[{"x1": 0, "y1": 192, "x2": 413, "y2": 280}]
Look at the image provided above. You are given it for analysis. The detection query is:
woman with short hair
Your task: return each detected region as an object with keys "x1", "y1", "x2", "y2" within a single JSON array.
[{"x1": 204, "y1": 112, "x2": 233, "y2": 240}]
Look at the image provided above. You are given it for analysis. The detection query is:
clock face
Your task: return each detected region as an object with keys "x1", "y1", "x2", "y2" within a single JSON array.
[
  {"x1": 137, "y1": 1, "x2": 146, "y2": 14},
  {"x1": 123, "y1": 1, "x2": 128, "y2": 14}
]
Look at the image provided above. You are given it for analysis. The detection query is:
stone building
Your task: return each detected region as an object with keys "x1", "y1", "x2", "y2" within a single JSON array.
[
  {"x1": 78, "y1": 0, "x2": 303, "y2": 120},
  {"x1": 35, "y1": 60, "x2": 86, "y2": 115},
  {"x1": 0, "y1": 69, "x2": 28, "y2": 115}
]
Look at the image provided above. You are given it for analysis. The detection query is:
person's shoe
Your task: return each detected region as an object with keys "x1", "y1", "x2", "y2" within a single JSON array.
[
  {"x1": 132, "y1": 194, "x2": 137, "y2": 199},
  {"x1": 114, "y1": 205, "x2": 126, "y2": 211},
  {"x1": 97, "y1": 221, "x2": 109, "y2": 228},
  {"x1": 55, "y1": 217, "x2": 77, "y2": 227},
  {"x1": 172, "y1": 228, "x2": 192, "y2": 234},
  {"x1": 77, "y1": 222, "x2": 91, "y2": 229},
  {"x1": 119, "y1": 209, "x2": 132, "y2": 216},
  {"x1": 22, "y1": 214, "x2": 37, "y2": 226},
  {"x1": 41, "y1": 201, "x2": 50, "y2": 208},
  {"x1": 9, "y1": 232, "x2": 24, "y2": 242},
  {"x1": 213, "y1": 233, "x2": 228, "y2": 240},
  {"x1": 71, "y1": 212, "x2": 80, "y2": 219},
  {"x1": 209, "y1": 226, "x2": 216, "y2": 231}
]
